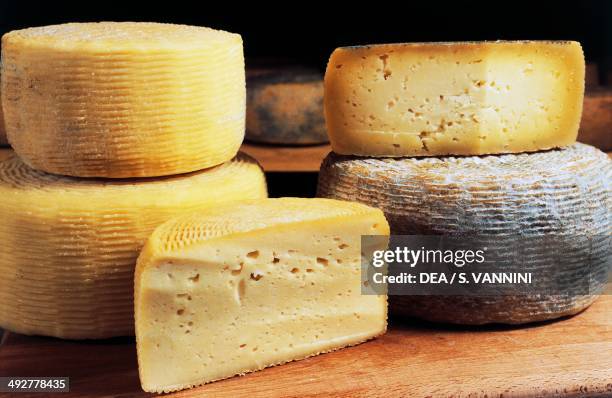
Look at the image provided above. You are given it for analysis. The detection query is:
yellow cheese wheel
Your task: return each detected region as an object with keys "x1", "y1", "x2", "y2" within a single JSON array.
[
  {"x1": 325, "y1": 41, "x2": 584, "y2": 157},
  {"x1": 318, "y1": 143, "x2": 611, "y2": 324},
  {"x1": 1, "y1": 22, "x2": 245, "y2": 177},
  {"x1": 0, "y1": 149, "x2": 267, "y2": 339}
]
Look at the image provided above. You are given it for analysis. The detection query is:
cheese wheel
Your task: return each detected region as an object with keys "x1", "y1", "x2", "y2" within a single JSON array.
[
  {"x1": 1, "y1": 22, "x2": 245, "y2": 177},
  {"x1": 318, "y1": 143, "x2": 611, "y2": 324},
  {"x1": 246, "y1": 67, "x2": 327, "y2": 145},
  {"x1": 578, "y1": 88, "x2": 612, "y2": 151},
  {"x1": 0, "y1": 149, "x2": 267, "y2": 339},
  {"x1": 325, "y1": 41, "x2": 585, "y2": 157},
  {"x1": 135, "y1": 198, "x2": 389, "y2": 392}
]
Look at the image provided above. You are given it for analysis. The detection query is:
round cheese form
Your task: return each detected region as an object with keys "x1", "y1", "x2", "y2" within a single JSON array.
[
  {"x1": 318, "y1": 143, "x2": 611, "y2": 324},
  {"x1": 1, "y1": 22, "x2": 245, "y2": 177},
  {"x1": 0, "y1": 149, "x2": 267, "y2": 339},
  {"x1": 325, "y1": 41, "x2": 585, "y2": 157},
  {"x1": 246, "y1": 67, "x2": 327, "y2": 145}
]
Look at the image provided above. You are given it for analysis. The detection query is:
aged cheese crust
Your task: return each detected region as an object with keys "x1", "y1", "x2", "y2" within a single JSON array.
[
  {"x1": 1, "y1": 22, "x2": 245, "y2": 177},
  {"x1": 318, "y1": 143, "x2": 611, "y2": 324},
  {"x1": 325, "y1": 41, "x2": 585, "y2": 157},
  {"x1": 246, "y1": 67, "x2": 327, "y2": 145},
  {"x1": 135, "y1": 198, "x2": 389, "y2": 392},
  {"x1": 0, "y1": 150, "x2": 267, "y2": 339}
]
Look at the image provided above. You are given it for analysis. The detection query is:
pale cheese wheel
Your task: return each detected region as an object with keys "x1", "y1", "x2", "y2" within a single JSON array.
[
  {"x1": 325, "y1": 41, "x2": 585, "y2": 157},
  {"x1": 0, "y1": 149, "x2": 267, "y2": 339},
  {"x1": 1, "y1": 22, "x2": 245, "y2": 177},
  {"x1": 318, "y1": 143, "x2": 611, "y2": 324}
]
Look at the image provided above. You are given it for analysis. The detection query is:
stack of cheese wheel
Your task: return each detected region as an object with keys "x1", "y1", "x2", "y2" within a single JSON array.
[
  {"x1": 0, "y1": 22, "x2": 267, "y2": 339},
  {"x1": 317, "y1": 41, "x2": 611, "y2": 324}
]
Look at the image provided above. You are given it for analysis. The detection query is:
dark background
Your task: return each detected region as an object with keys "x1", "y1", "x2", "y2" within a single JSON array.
[{"x1": 0, "y1": 1, "x2": 610, "y2": 83}]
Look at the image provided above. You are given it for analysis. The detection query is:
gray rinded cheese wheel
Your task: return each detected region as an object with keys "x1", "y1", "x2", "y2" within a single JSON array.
[
  {"x1": 246, "y1": 67, "x2": 328, "y2": 145},
  {"x1": 318, "y1": 143, "x2": 611, "y2": 324}
]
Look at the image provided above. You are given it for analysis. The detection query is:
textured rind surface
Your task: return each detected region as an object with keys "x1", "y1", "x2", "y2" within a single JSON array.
[
  {"x1": 578, "y1": 88, "x2": 612, "y2": 151},
  {"x1": 325, "y1": 40, "x2": 585, "y2": 157},
  {"x1": 1, "y1": 22, "x2": 245, "y2": 177},
  {"x1": 318, "y1": 143, "x2": 611, "y2": 324},
  {"x1": 0, "y1": 149, "x2": 267, "y2": 339},
  {"x1": 136, "y1": 197, "x2": 388, "y2": 268},
  {"x1": 246, "y1": 67, "x2": 327, "y2": 145},
  {"x1": 135, "y1": 198, "x2": 390, "y2": 392}
]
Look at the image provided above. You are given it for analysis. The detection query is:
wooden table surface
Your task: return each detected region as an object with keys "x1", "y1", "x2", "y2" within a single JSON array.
[
  {"x1": 1, "y1": 295, "x2": 610, "y2": 398},
  {"x1": 241, "y1": 143, "x2": 331, "y2": 172}
]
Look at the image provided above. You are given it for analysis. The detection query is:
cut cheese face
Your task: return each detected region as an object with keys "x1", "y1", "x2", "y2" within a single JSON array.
[
  {"x1": 0, "y1": 150, "x2": 267, "y2": 339},
  {"x1": 135, "y1": 198, "x2": 389, "y2": 392},
  {"x1": 1, "y1": 22, "x2": 245, "y2": 177},
  {"x1": 325, "y1": 41, "x2": 585, "y2": 156},
  {"x1": 318, "y1": 143, "x2": 611, "y2": 324}
]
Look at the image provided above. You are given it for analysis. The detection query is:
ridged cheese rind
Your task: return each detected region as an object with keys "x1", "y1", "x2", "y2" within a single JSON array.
[
  {"x1": 318, "y1": 143, "x2": 611, "y2": 324},
  {"x1": 0, "y1": 149, "x2": 267, "y2": 339},
  {"x1": 135, "y1": 198, "x2": 389, "y2": 392},
  {"x1": 1, "y1": 22, "x2": 245, "y2": 177},
  {"x1": 325, "y1": 41, "x2": 585, "y2": 157}
]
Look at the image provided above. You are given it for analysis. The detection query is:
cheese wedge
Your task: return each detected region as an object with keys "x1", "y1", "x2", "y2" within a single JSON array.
[
  {"x1": 318, "y1": 143, "x2": 611, "y2": 324},
  {"x1": 1, "y1": 22, "x2": 245, "y2": 177},
  {"x1": 135, "y1": 198, "x2": 389, "y2": 392},
  {"x1": 325, "y1": 41, "x2": 585, "y2": 156},
  {"x1": 0, "y1": 150, "x2": 267, "y2": 339}
]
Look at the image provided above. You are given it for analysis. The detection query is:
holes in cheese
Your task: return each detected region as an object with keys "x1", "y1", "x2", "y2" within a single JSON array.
[
  {"x1": 0, "y1": 150, "x2": 267, "y2": 339},
  {"x1": 317, "y1": 143, "x2": 611, "y2": 324},
  {"x1": 1, "y1": 22, "x2": 245, "y2": 177},
  {"x1": 134, "y1": 198, "x2": 389, "y2": 393},
  {"x1": 324, "y1": 41, "x2": 585, "y2": 157}
]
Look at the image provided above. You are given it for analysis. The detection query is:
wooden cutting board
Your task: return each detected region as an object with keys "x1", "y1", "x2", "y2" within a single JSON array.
[{"x1": 1, "y1": 295, "x2": 610, "y2": 398}]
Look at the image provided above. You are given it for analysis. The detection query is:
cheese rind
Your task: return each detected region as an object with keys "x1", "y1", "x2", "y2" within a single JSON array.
[
  {"x1": 0, "y1": 150, "x2": 267, "y2": 339},
  {"x1": 135, "y1": 198, "x2": 389, "y2": 392},
  {"x1": 318, "y1": 143, "x2": 611, "y2": 324},
  {"x1": 325, "y1": 41, "x2": 585, "y2": 156},
  {"x1": 1, "y1": 22, "x2": 245, "y2": 177}
]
